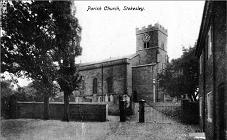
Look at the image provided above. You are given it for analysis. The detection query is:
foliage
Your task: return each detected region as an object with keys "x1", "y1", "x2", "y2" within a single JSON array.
[
  {"x1": 1, "y1": 80, "x2": 14, "y2": 98},
  {"x1": 1, "y1": 1, "x2": 82, "y2": 120},
  {"x1": 158, "y1": 47, "x2": 199, "y2": 101},
  {"x1": 51, "y1": 1, "x2": 82, "y2": 121},
  {"x1": 15, "y1": 81, "x2": 60, "y2": 102},
  {"x1": 0, "y1": 73, "x2": 20, "y2": 97},
  {"x1": 1, "y1": 1, "x2": 58, "y2": 119},
  {"x1": 51, "y1": 1, "x2": 82, "y2": 93},
  {"x1": 1, "y1": 1, "x2": 57, "y2": 88}
]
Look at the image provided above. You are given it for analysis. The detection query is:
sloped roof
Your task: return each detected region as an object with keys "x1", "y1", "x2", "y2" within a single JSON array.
[
  {"x1": 79, "y1": 53, "x2": 138, "y2": 71},
  {"x1": 195, "y1": 1, "x2": 211, "y2": 57},
  {"x1": 80, "y1": 53, "x2": 137, "y2": 66}
]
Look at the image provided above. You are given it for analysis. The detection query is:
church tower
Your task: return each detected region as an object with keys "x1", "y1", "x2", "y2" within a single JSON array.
[
  {"x1": 136, "y1": 23, "x2": 168, "y2": 71},
  {"x1": 132, "y1": 23, "x2": 168, "y2": 102}
]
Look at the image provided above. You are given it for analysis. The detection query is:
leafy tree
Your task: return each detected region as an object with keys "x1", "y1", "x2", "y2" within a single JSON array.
[
  {"x1": 1, "y1": 1, "x2": 57, "y2": 119},
  {"x1": 1, "y1": 1, "x2": 82, "y2": 121},
  {"x1": 16, "y1": 84, "x2": 37, "y2": 101},
  {"x1": 14, "y1": 80, "x2": 59, "y2": 102},
  {"x1": 0, "y1": 73, "x2": 19, "y2": 97},
  {"x1": 158, "y1": 46, "x2": 199, "y2": 101},
  {"x1": 51, "y1": 1, "x2": 82, "y2": 121}
]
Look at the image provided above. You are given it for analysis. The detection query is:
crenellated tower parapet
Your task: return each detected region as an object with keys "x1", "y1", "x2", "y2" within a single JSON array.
[
  {"x1": 135, "y1": 23, "x2": 168, "y2": 66},
  {"x1": 136, "y1": 23, "x2": 168, "y2": 36}
]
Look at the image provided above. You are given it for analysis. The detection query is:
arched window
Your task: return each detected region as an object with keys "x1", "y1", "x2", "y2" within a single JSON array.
[
  {"x1": 106, "y1": 77, "x2": 113, "y2": 94},
  {"x1": 93, "y1": 78, "x2": 97, "y2": 94},
  {"x1": 81, "y1": 76, "x2": 85, "y2": 90},
  {"x1": 144, "y1": 42, "x2": 149, "y2": 49},
  {"x1": 161, "y1": 42, "x2": 165, "y2": 49}
]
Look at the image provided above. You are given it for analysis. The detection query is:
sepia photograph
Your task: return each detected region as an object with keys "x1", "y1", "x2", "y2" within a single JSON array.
[{"x1": 0, "y1": 0, "x2": 226, "y2": 140}]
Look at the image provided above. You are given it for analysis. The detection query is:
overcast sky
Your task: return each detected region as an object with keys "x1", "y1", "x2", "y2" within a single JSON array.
[
  {"x1": 74, "y1": 1, "x2": 205, "y2": 63},
  {"x1": 5, "y1": 1, "x2": 205, "y2": 87}
]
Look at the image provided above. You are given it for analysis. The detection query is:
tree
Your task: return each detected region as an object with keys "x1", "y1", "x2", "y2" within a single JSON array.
[
  {"x1": 158, "y1": 46, "x2": 199, "y2": 101},
  {"x1": 1, "y1": 1, "x2": 82, "y2": 121},
  {"x1": 51, "y1": 1, "x2": 82, "y2": 121},
  {"x1": 16, "y1": 83, "x2": 38, "y2": 101},
  {"x1": 15, "y1": 81, "x2": 59, "y2": 102},
  {"x1": 0, "y1": 73, "x2": 19, "y2": 97},
  {"x1": 1, "y1": 1, "x2": 57, "y2": 119}
]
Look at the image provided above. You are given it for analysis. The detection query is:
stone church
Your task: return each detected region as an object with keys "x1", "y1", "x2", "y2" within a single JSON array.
[{"x1": 76, "y1": 23, "x2": 168, "y2": 109}]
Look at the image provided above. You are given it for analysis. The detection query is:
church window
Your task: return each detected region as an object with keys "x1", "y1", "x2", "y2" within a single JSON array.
[
  {"x1": 165, "y1": 55, "x2": 168, "y2": 63},
  {"x1": 156, "y1": 50, "x2": 160, "y2": 63},
  {"x1": 81, "y1": 76, "x2": 85, "y2": 90},
  {"x1": 144, "y1": 42, "x2": 149, "y2": 49},
  {"x1": 93, "y1": 78, "x2": 97, "y2": 94},
  {"x1": 106, "y1": 77, "x2": 113, "y2": 94},
  {"x1": 161, "y1": 42, "x2": 165, "y2": 50}
]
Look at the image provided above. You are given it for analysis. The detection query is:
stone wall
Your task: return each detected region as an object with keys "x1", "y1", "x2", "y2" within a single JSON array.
[
  {"x1": 136, "y1": 23, "x2": 168, "y2": 66},
  {"x1": 74, "y1": 94, "x2": 119, "y2": 115},
  {"x1": 16, "y1": 102, "x2": 108, "y2": 122},
  {"x1": 213, "y1": 2, "x2": 226, "y2": 139},
  {"x1": 158, "y1": 29, "x2": 168, "y2": 51},
  {"x1": 132, "y1": 64, "x2": 156, "y2": 102},
  {"x1": 136, "y1": 30, "x2": 158, "y2": 65},
  {"x1": 136, "y1": 28, "x2": 159, "y2": 52},
  {"x1": 129, "y1": 54, "x2": 140, "y2": 67},
  {"x1": 78, "y1": 59, "x2": 130, "y2": 115},
  {"x1": 79, "y1": 60, "x2": 128, "y2": 97},
  {"x1": 157, "y1": 26, "x2": 168, "y2": 73},
  {"x1": 157, "y1": 48, "x2": 168, "y2": 72},
  {"x1": 198, "y1": 2, "x2": 226, "y2": 140}
]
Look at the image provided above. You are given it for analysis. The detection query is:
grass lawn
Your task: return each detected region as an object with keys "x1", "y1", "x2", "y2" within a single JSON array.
[
  {"x1": 1, "y1": 111, "x2": 200, "y2": 140},
  {"x1": 1, "y1": 118, "x2": 119, "y2": 140}
]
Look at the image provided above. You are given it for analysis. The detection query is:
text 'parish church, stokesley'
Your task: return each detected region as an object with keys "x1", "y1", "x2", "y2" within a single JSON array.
[{"x1": 76, "y1": 23, "x2": 168, "y2": 113}]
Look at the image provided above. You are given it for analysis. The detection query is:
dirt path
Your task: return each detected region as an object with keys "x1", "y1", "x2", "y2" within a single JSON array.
[{"x1": 105, "y1": 106, "x2": 199, "y2": 140}]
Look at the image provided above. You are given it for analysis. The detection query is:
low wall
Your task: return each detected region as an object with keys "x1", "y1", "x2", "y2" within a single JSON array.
[
  {"x1": 16, "y1": 102, "x2": 108, "y2": 122},
  {"x1": 75, "y1": 94, "x2": 119, "y2": 115},
  {"x1": 149, "y1": 102, "x2": 181, "y2": 107}
]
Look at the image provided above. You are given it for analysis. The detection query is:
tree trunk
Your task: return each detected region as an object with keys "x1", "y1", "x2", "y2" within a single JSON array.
[
  {"x1": 43, "y1": 93, "x2": 50, "y2": 120},
  {"x1": 63, "y1": 91, "x2": 70, "y2": 121},
  {"x1": 43, "y1": 78, "x2": 50, "y2": 120}
]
